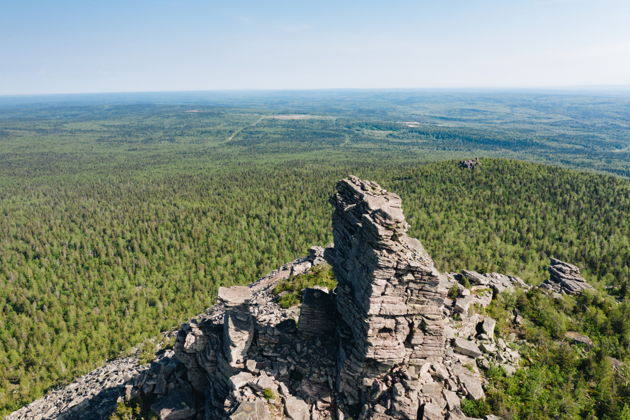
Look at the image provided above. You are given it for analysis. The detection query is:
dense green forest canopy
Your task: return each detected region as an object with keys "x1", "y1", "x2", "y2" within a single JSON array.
[{"x1": 0, "y1": 91, "x2": 628, "y2": 416}]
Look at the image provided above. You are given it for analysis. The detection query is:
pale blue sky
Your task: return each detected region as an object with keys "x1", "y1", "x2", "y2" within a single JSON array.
[{"x1": 1, "y1": 0, "x2": 629, "y2": 95}]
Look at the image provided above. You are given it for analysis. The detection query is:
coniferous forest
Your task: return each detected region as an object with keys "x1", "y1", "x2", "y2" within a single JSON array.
[{"x1": 0, "y1": 92, "x2": 628, "y2": 418}]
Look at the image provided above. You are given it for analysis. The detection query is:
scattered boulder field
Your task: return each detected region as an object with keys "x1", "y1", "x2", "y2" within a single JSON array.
[{"x1": 9, "y1": 177, "x2": 597, "y2": 420}]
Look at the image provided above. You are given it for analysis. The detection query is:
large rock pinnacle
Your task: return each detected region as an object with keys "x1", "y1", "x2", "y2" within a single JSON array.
[
  {"x1": 13, "y1": 177, "x2": 532, "y2": 420},
  {"x1": 328, "y1": 176, "x2": 446, "y2": 407},
  {"x1": 219, "y1": 286, "x2": 254, "y2": 369}
]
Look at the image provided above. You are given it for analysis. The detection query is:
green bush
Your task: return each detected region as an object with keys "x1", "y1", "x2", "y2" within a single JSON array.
[
  {"x1": 480, "y1": 289, "x2": 630, "y2": 419},
  {"x1": 447, "y1": 284, "x2": 460, "y2": 299},
  {"x1": 262, "y1": 388, "x2": 275, "y2": 401},
  {"x1": 109, "y1": 400, "x2": 157, "y2": 420},
  {"x1": 272, "y1": 264, "x2": 336, "y2": 308},
  {"x1": 459, "y1": 276, "x2": 472, "y2": 289},
  {"x1": 461, "y1": 398, "x2": 491, "y2": 417}
]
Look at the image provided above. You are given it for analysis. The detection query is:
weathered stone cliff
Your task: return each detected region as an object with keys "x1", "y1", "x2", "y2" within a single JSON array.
[
  {"x1": 328, "y1": 176, "x2": 446, "y2": 417},
  {"x1": 10, "y1": 177, "x2": 542, "y2": 420}
]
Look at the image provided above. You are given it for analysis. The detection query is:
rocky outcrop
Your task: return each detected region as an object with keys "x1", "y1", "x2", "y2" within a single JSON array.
[
  {"x1": 564, "y1": 331, "x2": 594, "y2": 348},
  {"x1": 328, "y1": 176, "x2": 446, "y2": 417},
  {"x1": 6, "y1": 252, "x2": 323, "y2": 420},
  {"x1": 169, "y1": 247, "x2": 334, "y2": 419},
  {"x1": 458, "y1": 158, "x2": 481, "y2": 169},
  {"x1": 10, "y1": 177, "x2": 531, "y2": 420},
  {"x1": 220, "y1": 286, "x2": 255, "y2": 369},
  {"x1": 541, "y1": 258, "x2": 594, "y2": 295},
  {"x1": 459, "y1": 270, "x2": 529, "y2": 294}
]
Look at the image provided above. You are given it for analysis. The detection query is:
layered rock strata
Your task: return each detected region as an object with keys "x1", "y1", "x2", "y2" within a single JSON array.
[
  {"x1": 328, "y1": 176, "x2": 446, "y2": 414},
  {"x1": 10, "y1": 177, "x2": 536, "y2": 420},
  {"x1": 220, "y1": 286, "x2": 255, "y2": 369},
  {"x1": 171, "y1": 246, "x2": 334, "y2": 419},
  {"x1": 297, "y1": 287, "x2": 336, "y2": 338},
  {"x1": 540, "y1": 258, "x2": 594, "y2": 295}
]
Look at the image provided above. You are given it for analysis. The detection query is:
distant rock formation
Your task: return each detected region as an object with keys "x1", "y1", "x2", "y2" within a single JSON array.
[
  {"x1": 10, "y1": 177, "x2": 532, "y2": 420},
  {"x1": 458, "y1": 158, "x2": 481, "y2": 169},
  {"x1": 541, "y1": 258, "x2": 594, "y2": 295}
]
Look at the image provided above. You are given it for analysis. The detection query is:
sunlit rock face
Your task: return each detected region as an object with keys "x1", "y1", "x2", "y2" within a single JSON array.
[
  {"x1": 327, "y1": 176, "x2": 446, "y2": 408},
  {"x1": 541, "y1": 258, "x2": 594, "y2": 295}
]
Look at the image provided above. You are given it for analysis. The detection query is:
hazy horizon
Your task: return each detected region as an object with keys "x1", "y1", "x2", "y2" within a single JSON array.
[{"x1": 3, "y1": 85, "x2": 630, "y2": 100}]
